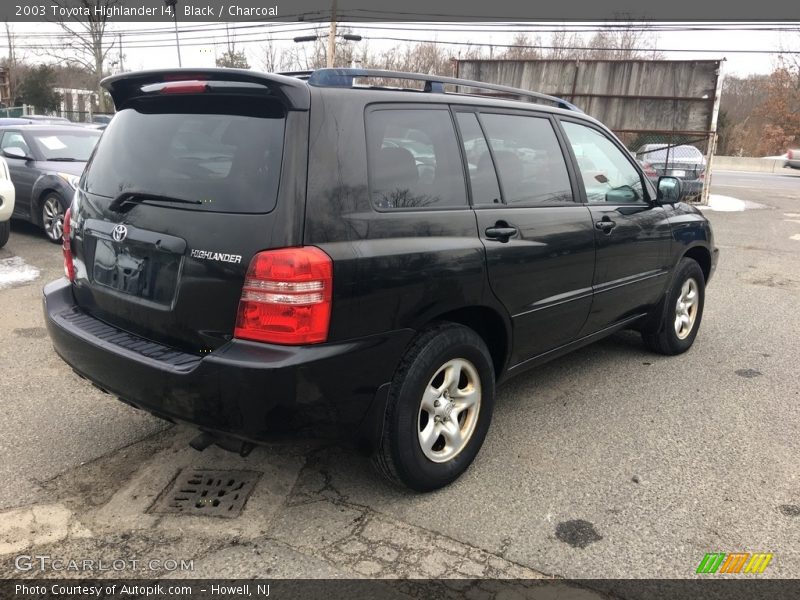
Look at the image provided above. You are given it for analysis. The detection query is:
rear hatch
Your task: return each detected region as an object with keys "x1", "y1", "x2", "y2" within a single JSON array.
[
  {"x1": 650, "y1": 161, "x2": 704, "y2": 181},
  {"x1": 69, "y1": 69, "x2": 310, "y2": 353}
]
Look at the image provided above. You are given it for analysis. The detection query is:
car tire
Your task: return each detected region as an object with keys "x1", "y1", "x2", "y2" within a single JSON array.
[
  {"x1": 372, "y1": 323, "x2": 495, "y2": 492},
  {"x1": 40, "y1": 193, "x2": 67, "y2": 244},
  {"x1": 0, "y1": 220, "x2": 9, "y2": 248},
  {"x1": 642, "y1": 258, "x2": 705, "y2": 355}
]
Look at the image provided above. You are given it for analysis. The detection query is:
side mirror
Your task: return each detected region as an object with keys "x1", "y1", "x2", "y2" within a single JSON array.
[
  {"x1": 605, "y1": 185, "x2": 639, "y2": 204},
  {"x1": 3, "y1": 146, "x2": 30, "y2": 160},
  {"x1": 657, "y1": 176, "x2": 682, "y2": 204}
]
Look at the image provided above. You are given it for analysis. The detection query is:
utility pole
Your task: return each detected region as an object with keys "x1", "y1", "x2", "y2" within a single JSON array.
[
  {"x1": 118, "y1": 33, "x2": 124, "y2": 72},
  {"x1": 5, "y1": 23, "x2": 15, "y2": 106},
  {"x1": 326, "y1": 0, "x2": 337, "y2": 68},
  {"x1": 164, "y1": 0, "x2": 182, "y2": 67}
]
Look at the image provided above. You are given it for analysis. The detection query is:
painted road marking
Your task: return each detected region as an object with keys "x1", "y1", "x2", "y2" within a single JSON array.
[
  {"x1": 791, "y1": 234, "x2": 800, "y2": 241},
  {"x1": 0, "y1": 256, "x2": 40, "y2": 289},
  {"x1": 784, "y1": 213, "x2": 800, "y2": 218}
]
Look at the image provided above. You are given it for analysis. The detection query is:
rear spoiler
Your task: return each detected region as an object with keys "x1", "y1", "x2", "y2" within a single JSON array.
[{"x1": 101, "y1": 68, "x2": 311, "y2": 111}]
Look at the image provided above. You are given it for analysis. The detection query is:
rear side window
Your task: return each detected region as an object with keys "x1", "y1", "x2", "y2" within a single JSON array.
[
  {"x1": 83, "y1": 96, "x2": 286, "y2": 214},
  {"x1": 366, "y1": 108, "x2": 467, "y2": 210},
  {"x1": 456, "y1": 112, "x2": 502, "y2": 205},
  {"x1": 479, "y1": 113, "x2": 574, "y2": 206}
]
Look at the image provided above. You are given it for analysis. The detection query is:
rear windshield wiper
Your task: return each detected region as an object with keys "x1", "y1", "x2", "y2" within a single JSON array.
[
  {"x1": 47, "y1": 157, "x2": 81, "y2": 162},
  {"x1": 109, "y1": 192, "x2": 202, "y2": 212}
]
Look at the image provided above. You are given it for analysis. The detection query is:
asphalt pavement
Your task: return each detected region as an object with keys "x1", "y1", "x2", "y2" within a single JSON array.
[{"x1": 0, "y1": 169, "x2": 798, "y2": 592}]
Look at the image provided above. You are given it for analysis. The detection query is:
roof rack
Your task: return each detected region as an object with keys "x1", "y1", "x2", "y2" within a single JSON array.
[
  {"x1": 278, "y1": 70, "x2": 313, "y2": 80},
  {"x1": 299, "y1": 68, "x2": 583, "y2": 112}
]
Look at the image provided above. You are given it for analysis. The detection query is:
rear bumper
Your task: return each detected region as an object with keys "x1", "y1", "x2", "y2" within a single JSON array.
[{"x1": 44, "y1": 278, "x2": 413, "y2": 445}]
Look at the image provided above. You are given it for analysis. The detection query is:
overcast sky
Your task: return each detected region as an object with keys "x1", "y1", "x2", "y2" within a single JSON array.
[{"x1": 7, "y1": 21, "x2": 799, "y2": 78}]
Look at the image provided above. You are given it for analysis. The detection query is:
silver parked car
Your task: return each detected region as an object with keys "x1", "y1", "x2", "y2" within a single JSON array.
[{"x1": 636, "y1": 144, "x2": 706, "y2": 201}]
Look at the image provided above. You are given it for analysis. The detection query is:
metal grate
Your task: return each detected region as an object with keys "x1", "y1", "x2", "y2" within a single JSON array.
[{"x1": 151, "y1": 469, "x2": 261, "y2": 518}]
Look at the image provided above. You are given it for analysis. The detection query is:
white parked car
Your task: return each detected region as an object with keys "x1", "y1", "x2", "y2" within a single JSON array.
[{"x1": 0, "y1": 156, "x2": 15, "y2": 248}]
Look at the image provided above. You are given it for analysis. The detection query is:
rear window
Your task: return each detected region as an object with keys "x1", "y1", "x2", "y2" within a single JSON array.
[
  {"x1": 83, "y1": 96, "x2": 286, "y2": 213},
  {"x1": 637, "y1": 145, "x2": 703, "y2": 163}
]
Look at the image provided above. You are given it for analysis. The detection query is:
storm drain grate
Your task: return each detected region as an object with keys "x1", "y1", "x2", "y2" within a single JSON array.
[{"x1": 151, "y1": 469, "x2": 262, "y2": 518}]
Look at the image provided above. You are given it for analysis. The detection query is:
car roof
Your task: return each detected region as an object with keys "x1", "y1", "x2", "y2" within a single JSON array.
[
  {"x1": 102, "y1": 67, "x2": 593, "y2": 120},
  {"x1": 0, "y1": 124, "x2": 99, "y2": 133}
]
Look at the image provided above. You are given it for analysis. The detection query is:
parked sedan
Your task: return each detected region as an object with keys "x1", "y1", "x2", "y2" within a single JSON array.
[
  {"x1": 0, "y1": 125, "x2": 101, "y2": 242},
  {"x1": 0, "y1": 157, "x2": 15, "y2": 248},
  {"x1": 636, "y1": 144, "x2": 706, "y2": 201}
]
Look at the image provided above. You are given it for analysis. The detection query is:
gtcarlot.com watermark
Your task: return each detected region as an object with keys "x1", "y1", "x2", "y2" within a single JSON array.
[{"x1": 14, "y1": 554, "x2": 194, "y2": 573}]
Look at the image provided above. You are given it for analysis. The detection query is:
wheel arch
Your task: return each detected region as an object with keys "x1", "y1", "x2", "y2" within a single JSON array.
[
  {"x1": 427, "y1": 305, "x2": 511, "y2": 379},
  {"x1": 682, "y1": 245, "x2": 712, "y2": 282},
  {"x1": 32, "y1": 187, "x2": 62, "y2": 226}
]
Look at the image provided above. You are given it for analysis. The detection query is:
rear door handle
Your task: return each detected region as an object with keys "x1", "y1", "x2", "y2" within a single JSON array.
[
  {"x1": 595, "y1": 218, "x2": 616, "y2": 233},
  {"x1": 485, "y1": 225, "x2": 517, "y2": 242}
]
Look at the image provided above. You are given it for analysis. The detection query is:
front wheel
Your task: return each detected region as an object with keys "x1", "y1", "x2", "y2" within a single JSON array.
[
  {"x1": 373, "y1": 323, "x2": 495, "y2": 492},
  {"x1": 41, "y1": 194, "x2": 66, "y2": 243},
  {"x1": 642, "y1": 257, "x2": 705, "y2": 355}
]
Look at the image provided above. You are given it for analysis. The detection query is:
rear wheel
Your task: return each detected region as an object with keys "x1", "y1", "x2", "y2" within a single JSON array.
[
  {"x1": 0, "y1": 220, "x2": 9, "y2": 248},
  {"x1": 41, "y1": 193, "x2": 66, "y2": 243},
  {"x1": 642, "y1": 257, "x2": 705, "y2": 355},
  {"x1": 373, "y1": 323, "x2": 495, "y2": 492}
]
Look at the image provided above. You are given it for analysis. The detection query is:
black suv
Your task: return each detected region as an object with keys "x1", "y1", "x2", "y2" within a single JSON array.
[{"x1": 44, "y1": 68, "x2": 718, "y2": 491}]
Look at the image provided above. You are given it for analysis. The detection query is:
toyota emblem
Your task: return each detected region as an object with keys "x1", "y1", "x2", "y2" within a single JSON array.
[{"x1": 112, "y1": 224, "x2": 128, "y2": 242}]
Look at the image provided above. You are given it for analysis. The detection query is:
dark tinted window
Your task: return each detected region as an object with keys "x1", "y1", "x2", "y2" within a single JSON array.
[
  {"x1": 456, "y1": 112, "x2": 502, "y2": 205},
  {"x1": 366, "y1": 109, "x2": 467, "y2": 209},
  {"x1": 479, "y1": 114, "x2": 574, "y2": 206},
  {"x1": 83, "y1": 96, "x2": 285, "y2": 214}
]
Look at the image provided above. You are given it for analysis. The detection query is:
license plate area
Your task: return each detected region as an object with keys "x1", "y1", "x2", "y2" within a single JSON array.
[
  {"x1": 85, "y1": 220, "x2": 186, "y2": 306},
  {"x1": 670, "y1": 169, "x2": 686, "y2": 177}
]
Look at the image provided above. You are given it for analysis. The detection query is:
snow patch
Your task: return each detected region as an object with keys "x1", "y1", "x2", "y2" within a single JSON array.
[
  {"x1": 699, "y1": 194, "x2": 767, "y2": 212},
  {"x1": 0, "y1": 256, "x2": 41, "y2": 289}
]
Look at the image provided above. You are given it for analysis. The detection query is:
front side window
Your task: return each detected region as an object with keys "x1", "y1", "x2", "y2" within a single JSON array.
[
  {"x1": 366, "y1": 108, "x2": 467, "y2": 209},
  {"x1": 562, "y1": 121, "x2": 646, "y2": 204},
  {"x1": 478, "y1": 113, "x2": 574, "y2": 206},
  {"x1": 1, "y1": 132, "x2": 30, "y2": 155}
]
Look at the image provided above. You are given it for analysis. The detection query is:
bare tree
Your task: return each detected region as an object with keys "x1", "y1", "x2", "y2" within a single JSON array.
[
  {"x1": 3, "y1": 23, "x2": 21, "y2": 106},
  {"x1": 259, "y1": 35, "x2": 281, "y2": 73},
  {"x1": 47, "y1": 0, "x2": 122, "y2": 113},
  {"x1": 499, "y1": 34, "x2": 542, "y2": 61},
  {"x1": 546, "y1": 30, "x2": 586, "y2": 60}
]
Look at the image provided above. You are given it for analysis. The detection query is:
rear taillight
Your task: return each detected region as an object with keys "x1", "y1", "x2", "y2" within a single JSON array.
[
  {"x1": 699, "y1": 169, "x2": 706, "y2": 180},
  {"x1": 62, "y1": 208, "x2": 75, "y2": 282},
  {"x1": 642, "y1": 161, "x2": 657, "y2": 177},
  {"x1": 234, "y1": 247, "x2": 333, "y2": 345}
]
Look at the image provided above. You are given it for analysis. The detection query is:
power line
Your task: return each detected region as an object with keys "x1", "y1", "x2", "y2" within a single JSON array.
[{"x1": 360, "y1": 35, "x2": 800, "y2": 54}]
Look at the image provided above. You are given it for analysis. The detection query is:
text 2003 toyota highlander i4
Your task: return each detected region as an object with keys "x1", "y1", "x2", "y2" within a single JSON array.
[{"x1": 44, "y1": 68, "x2": 718, "y2": 491}]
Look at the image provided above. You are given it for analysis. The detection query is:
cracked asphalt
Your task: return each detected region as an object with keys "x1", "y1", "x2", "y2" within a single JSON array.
[{"x1": 0, "y1": 169, "x2": 798, "y2": 596}]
